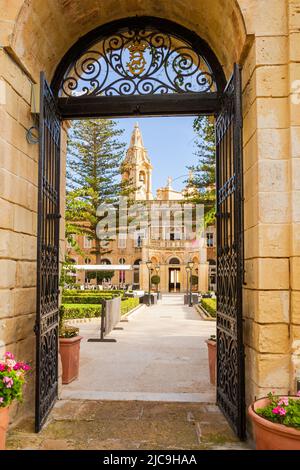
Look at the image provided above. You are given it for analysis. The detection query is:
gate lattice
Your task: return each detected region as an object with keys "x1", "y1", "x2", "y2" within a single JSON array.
[
  {"x1": 35, "y1": 73, "x2": 61, "y2": 432},
  {"x1": 215, "y1": 64, "x2": 245, "y2": 439}
]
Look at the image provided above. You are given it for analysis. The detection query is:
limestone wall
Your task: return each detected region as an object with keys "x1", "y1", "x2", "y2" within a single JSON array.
[
  {"x1": 0, "y1": 47, "x2": 37, "y2": 419},
  {"x1": 242, "y1": 0, "x2": 300, "y2": 407},
  {"x1": 288, "y1": 0, "x2": 300, "y2": 395}
]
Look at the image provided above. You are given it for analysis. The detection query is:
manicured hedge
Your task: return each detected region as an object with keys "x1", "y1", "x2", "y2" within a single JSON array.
[
  {"x1": 61, "y1": 303, "x2": 102, "y2": 319},
  {"x1": 200, "y1": 298, "x2": 216, "y2": 318},
  {"x1": 63, "y1": 289, "x2": 123, "y2": 296},
  {"x1": 62, "y1": 294, "x2": 118, "y2": 304},
  {"x1": 60, "y1": 296, "x2": 139, "y2": 320},
  {"x1": 121, "y1": 298, "x2": 139, "y2": 315}
]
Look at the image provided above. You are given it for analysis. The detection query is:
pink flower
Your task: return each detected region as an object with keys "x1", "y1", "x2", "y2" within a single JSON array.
[
  {"x1": 272, "y1": 406, "x2": 287, "y2": 416},
  {"x1": 3, "y1": 376, "x2": 13, "y2": 388},
  {"x1": 0, "y1": 363, "x2": 6, "y2": 372},
  {"x1": 297, "y1": 391, "x2": 300, "y2": 397},
  {"x1": 278, "y1": 397, "x2": 289, "y2": 406},
  {"x1": 6, "y1": 359, "x2": 16, "y2": 370},
  {"x1": 13, "y1": 362, "x2": 30, "y2": 371},
  {"x1": 4, "y1": 352, "x2": 14, "y2": 360},
  {"x1": 0, "y1": 398, "x2": 3, "y2": 404}
]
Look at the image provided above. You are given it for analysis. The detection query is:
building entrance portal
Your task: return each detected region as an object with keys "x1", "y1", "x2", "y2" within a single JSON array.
[
  {"x1": 36, "y1": 16, "x2": 245, "y2": 439},
  {"x1": 169, "y1": 268, "x2": 181, "y2": 293}
]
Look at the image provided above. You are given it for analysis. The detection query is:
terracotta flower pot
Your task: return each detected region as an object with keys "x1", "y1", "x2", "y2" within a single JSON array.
[
  {"x1": 59, "y1": 335, "x2": 83, "y2": 384},
  {"x1": 0, "y1": 406, "x2": 10, "y2": 450},
  {"x1": 248, "y1": 397, "x2": 300, "y2": 450},
  {"x1": 205, "y1": 339, "x2": 216, "y2": 386}
]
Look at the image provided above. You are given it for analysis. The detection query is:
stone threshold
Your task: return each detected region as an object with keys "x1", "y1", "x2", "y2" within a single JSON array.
[{"x1": 61, "y1": 390, "x2": 216, "y2": 403}]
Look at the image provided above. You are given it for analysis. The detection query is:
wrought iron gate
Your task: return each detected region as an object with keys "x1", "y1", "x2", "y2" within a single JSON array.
[
  {"x1": 35, "y1": 73, "x2": 61, "y2": 432},
  {"x1": 216, "y1": 64, "x2": 245, "y2": 439}
]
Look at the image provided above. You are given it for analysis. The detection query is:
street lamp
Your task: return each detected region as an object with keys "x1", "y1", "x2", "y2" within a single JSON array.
[
  {"x1": 155, "y1": 264, "x2": 160, "y2": 299},
  {"x1": 187, "y1": 260, "x2": 194, "y2": 307},
  {"x1": 146, "y1": 260, "x2": 153, "y2": 306},
  {"x1": 185, "y1": 266, "x2": 191, "y2": 305}
]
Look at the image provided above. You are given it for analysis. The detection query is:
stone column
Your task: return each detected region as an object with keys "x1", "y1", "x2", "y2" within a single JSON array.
[
  {"x1": 288, "y1": 0, "x2": 300, "y2": 393},
  {"x1": 242, "y1": 0, "x2": 291, "y2": 407}
]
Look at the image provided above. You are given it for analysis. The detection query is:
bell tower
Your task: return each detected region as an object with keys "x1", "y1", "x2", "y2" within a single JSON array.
[{"x1": 123, "y1": 122, "x2": 153, "y2": 201}]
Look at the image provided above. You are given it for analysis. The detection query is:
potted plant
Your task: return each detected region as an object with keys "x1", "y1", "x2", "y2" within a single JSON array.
[
  {"x1": 0, "y1": 352, "x2": 31, "y2": 450},
  {"x1": 151, "y1": 275, "x2": 160, "y2": 299},
  {"x1": 59, "y1": 306, "x2": 83, "y2": 384},
  {"x1": 205, "y1": 334, "x2": 216, "y2": 385},
  {"x1": 248, "y1": 391, "x2": 300, "y2": 450}
]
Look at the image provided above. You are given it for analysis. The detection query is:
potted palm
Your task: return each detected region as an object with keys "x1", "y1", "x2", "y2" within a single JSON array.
[
  {"x1": 59, "y1": 306, "x2": 83, "y2": 384},
  {"x1": 0, "y1": 352, "x2": 31, "y2": 450},
  {"x1": 205, "y1": 334, "x2": 216, "y2": 385},
  {"x1": 248, "y1": 391, "x2": 300, "y2": 449}
]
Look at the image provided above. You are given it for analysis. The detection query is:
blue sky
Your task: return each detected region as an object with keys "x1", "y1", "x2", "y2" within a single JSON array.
[{"x1": 116, "y1": 117, "x2": 198, "y2": 193}]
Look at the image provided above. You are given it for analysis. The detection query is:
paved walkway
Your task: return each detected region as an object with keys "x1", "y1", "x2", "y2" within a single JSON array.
[
  {"x1": 7, "y1": 401, "x2": 250, "y2": 450},
  {"x1": 7, "y1": 295, "x2": 251, "y2": 450},
  {"x1": 62, "y1": 294, "x2": 216, "y2": 402}
]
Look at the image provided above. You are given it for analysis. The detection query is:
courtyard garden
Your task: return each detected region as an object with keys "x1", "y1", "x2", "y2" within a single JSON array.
[{"x1": 60, "y1": 290, "x2": 140, "y2": 320}]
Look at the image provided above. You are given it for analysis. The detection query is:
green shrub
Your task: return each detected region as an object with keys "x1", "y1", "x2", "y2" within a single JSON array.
[
  {"x1": 59, "y1": 306, "x2": 80, "y2": 337},
  {"x1": 200, "y1": 298, "x2": 216, "y2": 318},
  {"x1": 63, "y1": 289, "x2": 123, "y2": 296},
  {"x1": 61, "y1": 303, "x2": 102, "y2": 319},
  {"x1": 151, "y1": 275, "x2": 160, "y2": 285},
  {"x1": 121, "y1": 298, "x2": 139, "y2": 315},
  {"x1": 61, "y1": 294, "x2": 117, "y2": 304}
]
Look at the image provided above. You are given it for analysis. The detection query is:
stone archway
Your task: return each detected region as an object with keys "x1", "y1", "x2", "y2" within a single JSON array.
[
  {"x1": 5, "y1": 0, "x2": 298, "y2": 444},
  {"x1": 7, "y1": 1, "x2": 247, "y2": 83},
  {"x1": 24, "y1": 10, "x2": 247, "y2": 436}
]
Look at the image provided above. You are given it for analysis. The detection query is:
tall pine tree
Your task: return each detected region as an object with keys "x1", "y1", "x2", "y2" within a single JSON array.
[
  {"x1": 186, "y1": 115, "x2": 216, "y2": 225},
  {"x1": 66, "y1": 119, "x2": 126, "y2": 265}
]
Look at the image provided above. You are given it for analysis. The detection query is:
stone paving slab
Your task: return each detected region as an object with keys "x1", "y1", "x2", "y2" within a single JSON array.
[
  {"x1": 7, "y1": 400, "x2": 251, "y2": 450},
  {"x1": 62, "y1": 295, "x2": 216, "y2": 402}
]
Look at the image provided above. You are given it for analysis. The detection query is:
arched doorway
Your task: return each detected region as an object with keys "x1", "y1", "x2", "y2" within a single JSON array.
[
  {"x1": 168, "y1": 257, "x2": 181, "y2": 293},
  {"x1": 36, "y1": 16, "x2": 244, "y2": 438},
  {"x1": 133, "y1": 259, "x2": 142, "y2": 289}
]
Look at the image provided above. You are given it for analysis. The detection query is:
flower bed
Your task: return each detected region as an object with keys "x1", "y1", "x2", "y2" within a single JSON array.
[{"x1": 255, "y1": 392, "x2": 300, "y2": 429}]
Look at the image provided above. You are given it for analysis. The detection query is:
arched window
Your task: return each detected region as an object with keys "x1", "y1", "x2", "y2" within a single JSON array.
[
  {"x1": 52, "y1": 18, "x2": 226, "y2": 119},
  {"x1": 169, "y1": 257, "x2": 180, "y2": 265},
  {"x1": 101, "y1": 259, "x2": 111, "y2": 265},
  {"x1": 139, "y1": 171, "x2": 146, "y2": 183},
  {"x1": 84, "y1": 258, "x2": 91, "y2": 264},
  {"x1": 133, "y1": 259, "x2": 142, "y2": 288}
]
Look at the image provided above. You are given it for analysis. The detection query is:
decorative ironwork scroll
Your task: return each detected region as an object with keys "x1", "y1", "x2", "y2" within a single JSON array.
[
  {"x1": 35, "y1": 73, "x2": 61, "y2": 432},
  {"x1": 216, "y1": 64, "x2": 245, "y2": 439},
  {"x1": 59, "y1": 27, "x2": 217, "y2": 97}
]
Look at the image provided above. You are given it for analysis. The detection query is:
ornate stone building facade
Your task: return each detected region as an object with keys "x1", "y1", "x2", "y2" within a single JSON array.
[{"x1": 68, "y1": 123, "x2": 211, "y2": 293}]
